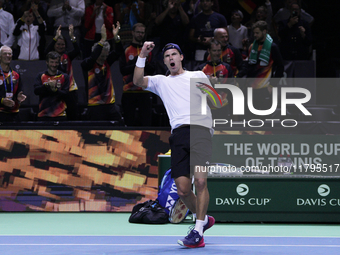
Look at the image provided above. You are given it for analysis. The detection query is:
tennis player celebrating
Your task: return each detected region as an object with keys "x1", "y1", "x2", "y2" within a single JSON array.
[{"x1": 133, "y1": 42, "x2": 220, "y2": 248}]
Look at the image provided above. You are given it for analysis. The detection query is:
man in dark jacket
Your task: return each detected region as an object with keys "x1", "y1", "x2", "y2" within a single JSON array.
[{"x1": 81, "y1": 23, "x2": 124, "y2": 123}]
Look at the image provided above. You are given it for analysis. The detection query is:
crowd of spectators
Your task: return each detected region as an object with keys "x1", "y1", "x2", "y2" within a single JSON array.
[{"x1": 0, "y1": 0, "x2": 314, "y2": 125}]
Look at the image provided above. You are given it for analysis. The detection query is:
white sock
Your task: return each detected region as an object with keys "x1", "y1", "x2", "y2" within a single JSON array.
[
  {"x1": 194, "y1": 220, "x2": 205, "y2": 236},
  {"x1": 204, "y1": 215, "x2": 208, "y2": 225},
  {"x1": 193, "y1": 214, "x2": 208, "y2": 224}
]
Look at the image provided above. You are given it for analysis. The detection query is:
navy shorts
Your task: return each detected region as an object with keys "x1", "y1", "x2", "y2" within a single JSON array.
[{"x1": 169, "y1": 125, "x2": 212, "y2": 179}]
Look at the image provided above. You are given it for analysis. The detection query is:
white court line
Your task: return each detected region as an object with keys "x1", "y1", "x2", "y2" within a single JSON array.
[
  {"x1": 1, "y1": 244, "x2": 340, "y2": 247},
  {"x1": 1, "y1": 235, "x2": 340, "y2": 238}
]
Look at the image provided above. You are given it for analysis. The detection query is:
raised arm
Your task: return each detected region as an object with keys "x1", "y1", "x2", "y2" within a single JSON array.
[
  {"x1": 68, "y1": 24, "x2": 81, "y2": 60},
  {"x1": 13, "y1": 12, "x2": 27, "y2": 36},
  {"x1": 133, "y1": 41, "x2": 155, "y2": 89},
  {"x1": 178, "y1": 1, "x2": 189, "y2": 25},
  {"x1": 64, "y1": 0, "x2": 85, "y2": 18},
  {"x1": 31, "y1": 3, "x2": 44, "y2": 25},
  {"x1": 155, "y1": 1, "x2": 172, "y2": 25},
  {"x1": 107, "y1": 22, "x2": 124, "y2": 66},
  {"x1": 47, "y1": 1, "x2": 64, "y2": 18}
]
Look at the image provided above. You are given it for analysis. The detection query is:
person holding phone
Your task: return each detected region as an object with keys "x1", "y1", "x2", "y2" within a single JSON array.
[{"x1": 277, "y1": 3, "x2": 312, "y2": 60}]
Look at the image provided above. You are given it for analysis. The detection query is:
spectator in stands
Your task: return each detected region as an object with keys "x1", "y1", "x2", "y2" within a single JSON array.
[
  {"x1": 205, "y1": 28, "x2": 246, "y2": 78},
  {"x1": 84, "y1": 0, "x2": 114, "y2": 59},
  {"x1": 277, "y1": 3, "x2": 312, "y2": 60},
  {"x1": 119, "y1": 23, "x2": 155, "y2": 126},
  {"x1": 34, "y1": 51, "x2": 70, "y2": 121},
  {"x1": 197, "y1": 40, "x2": 233, "y2": 81},
  {"x1": 247, "y1": 21, "x2": 284, "y2": 115},
  {"x1": 81, "y1": 23, "x2": 124, "y2": 123},
  {"x1": 2, "y1": 0, "x2": 13, "y2": 14},
  {"x1": 13, "y1": 4, "x2": 46, "y2": 61},
  {"x1": 0, "y1": 0, "x2": 15, "y2": 48},
  {"x1": 274, "y1": 0, "x2": 314, "y2": 26},
  {"x1": 114, "y1": 0, "x2": 145, "y2": 47},
  {"x1": 15, "y1": 0, "x2": 48, "y2": 60},
  {"x1": 181, "y1": 0, "x2": 199, "y2": 20},
  {"x1": 45, "y1": 24, "x2": 80, "y2": 120},
  {"x1": 196, "y1": 40, "x2": 233, "y2": 118},
  {"x1": 227, "y1": 10, "x2": 248, "y2": 53},
  {"x1": 16, "y1": 0, "x2": 48, "y2": 25},
  {"x1": 245, "y1": 0, "x2": 276, "y2": 43},
  {"x1": 143, "y1": 0, "x2": 162, "y2": 40},
  {"x1": 188, "y1": 0, "x2": 227, "y2": 62},
  {"x1": 0, "y1": 46, "x2": 27, "y2": 121},
  {"x1": 47, "y1": 0, "x2": 85, "y2": 52},
  {"x1": 155, "y1": 0, "x2": 189, "y2": 54},
  {"x1": 182, "y1": 0, "x2": 219, "y2": 19}
]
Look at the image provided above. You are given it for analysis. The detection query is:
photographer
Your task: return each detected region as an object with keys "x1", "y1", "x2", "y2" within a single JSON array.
[{"x1": 277, "y1": 3, "x2": 312, "y2": 60}]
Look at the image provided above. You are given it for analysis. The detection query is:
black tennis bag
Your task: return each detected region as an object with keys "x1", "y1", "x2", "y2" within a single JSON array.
[{"x1": 129, "y1": 200, "x2": 169, "y2": 224}]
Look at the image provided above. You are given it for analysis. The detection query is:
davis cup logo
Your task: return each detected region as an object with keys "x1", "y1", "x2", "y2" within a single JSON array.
[
  {"x1": 318, "y1": 184, "x2": 330, "y2": 197},
  {"x1": 236, "y1": 184, "x2": 249, "y2": 196},
  {"x1": 216, "y1": 183, "x2": 271, "y2": 206}
]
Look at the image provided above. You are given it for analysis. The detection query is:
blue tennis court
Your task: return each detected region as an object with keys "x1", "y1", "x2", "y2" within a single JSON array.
[
  {"x1": 1, "y1": 235, "x2": 340, "y2": 254},
  {"x1": 1, "y1": 213, "x2": 340, "y2": 254}
]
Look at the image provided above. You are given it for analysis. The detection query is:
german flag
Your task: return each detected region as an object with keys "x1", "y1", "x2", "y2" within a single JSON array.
[{"x1": 238, "y1": 0, "x2": 257, "y2": 14}]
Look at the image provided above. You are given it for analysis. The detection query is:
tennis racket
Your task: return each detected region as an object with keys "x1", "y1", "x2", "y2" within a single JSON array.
[{"x1": 169, "y1": 198, "x2": 189, "y2": 224}]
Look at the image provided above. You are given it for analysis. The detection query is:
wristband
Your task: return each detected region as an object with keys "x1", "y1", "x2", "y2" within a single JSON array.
[{"x1": 136, "y1": 56, "x2": 146, "y2": 68}]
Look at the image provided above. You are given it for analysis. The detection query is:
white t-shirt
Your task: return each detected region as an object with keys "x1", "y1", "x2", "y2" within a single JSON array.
[
  {"x1": 146, "y1": 70, "x2": 213, "y2": 132},
  {"x1": 227, "y1": 24, "x2": 248, "y2": 49},
  {"x1": 0, "y1": 9, "x2": 15, "y2": 47},
  {"x1": 95, "y1": 5, "x2": 104, "y2": 34}
]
